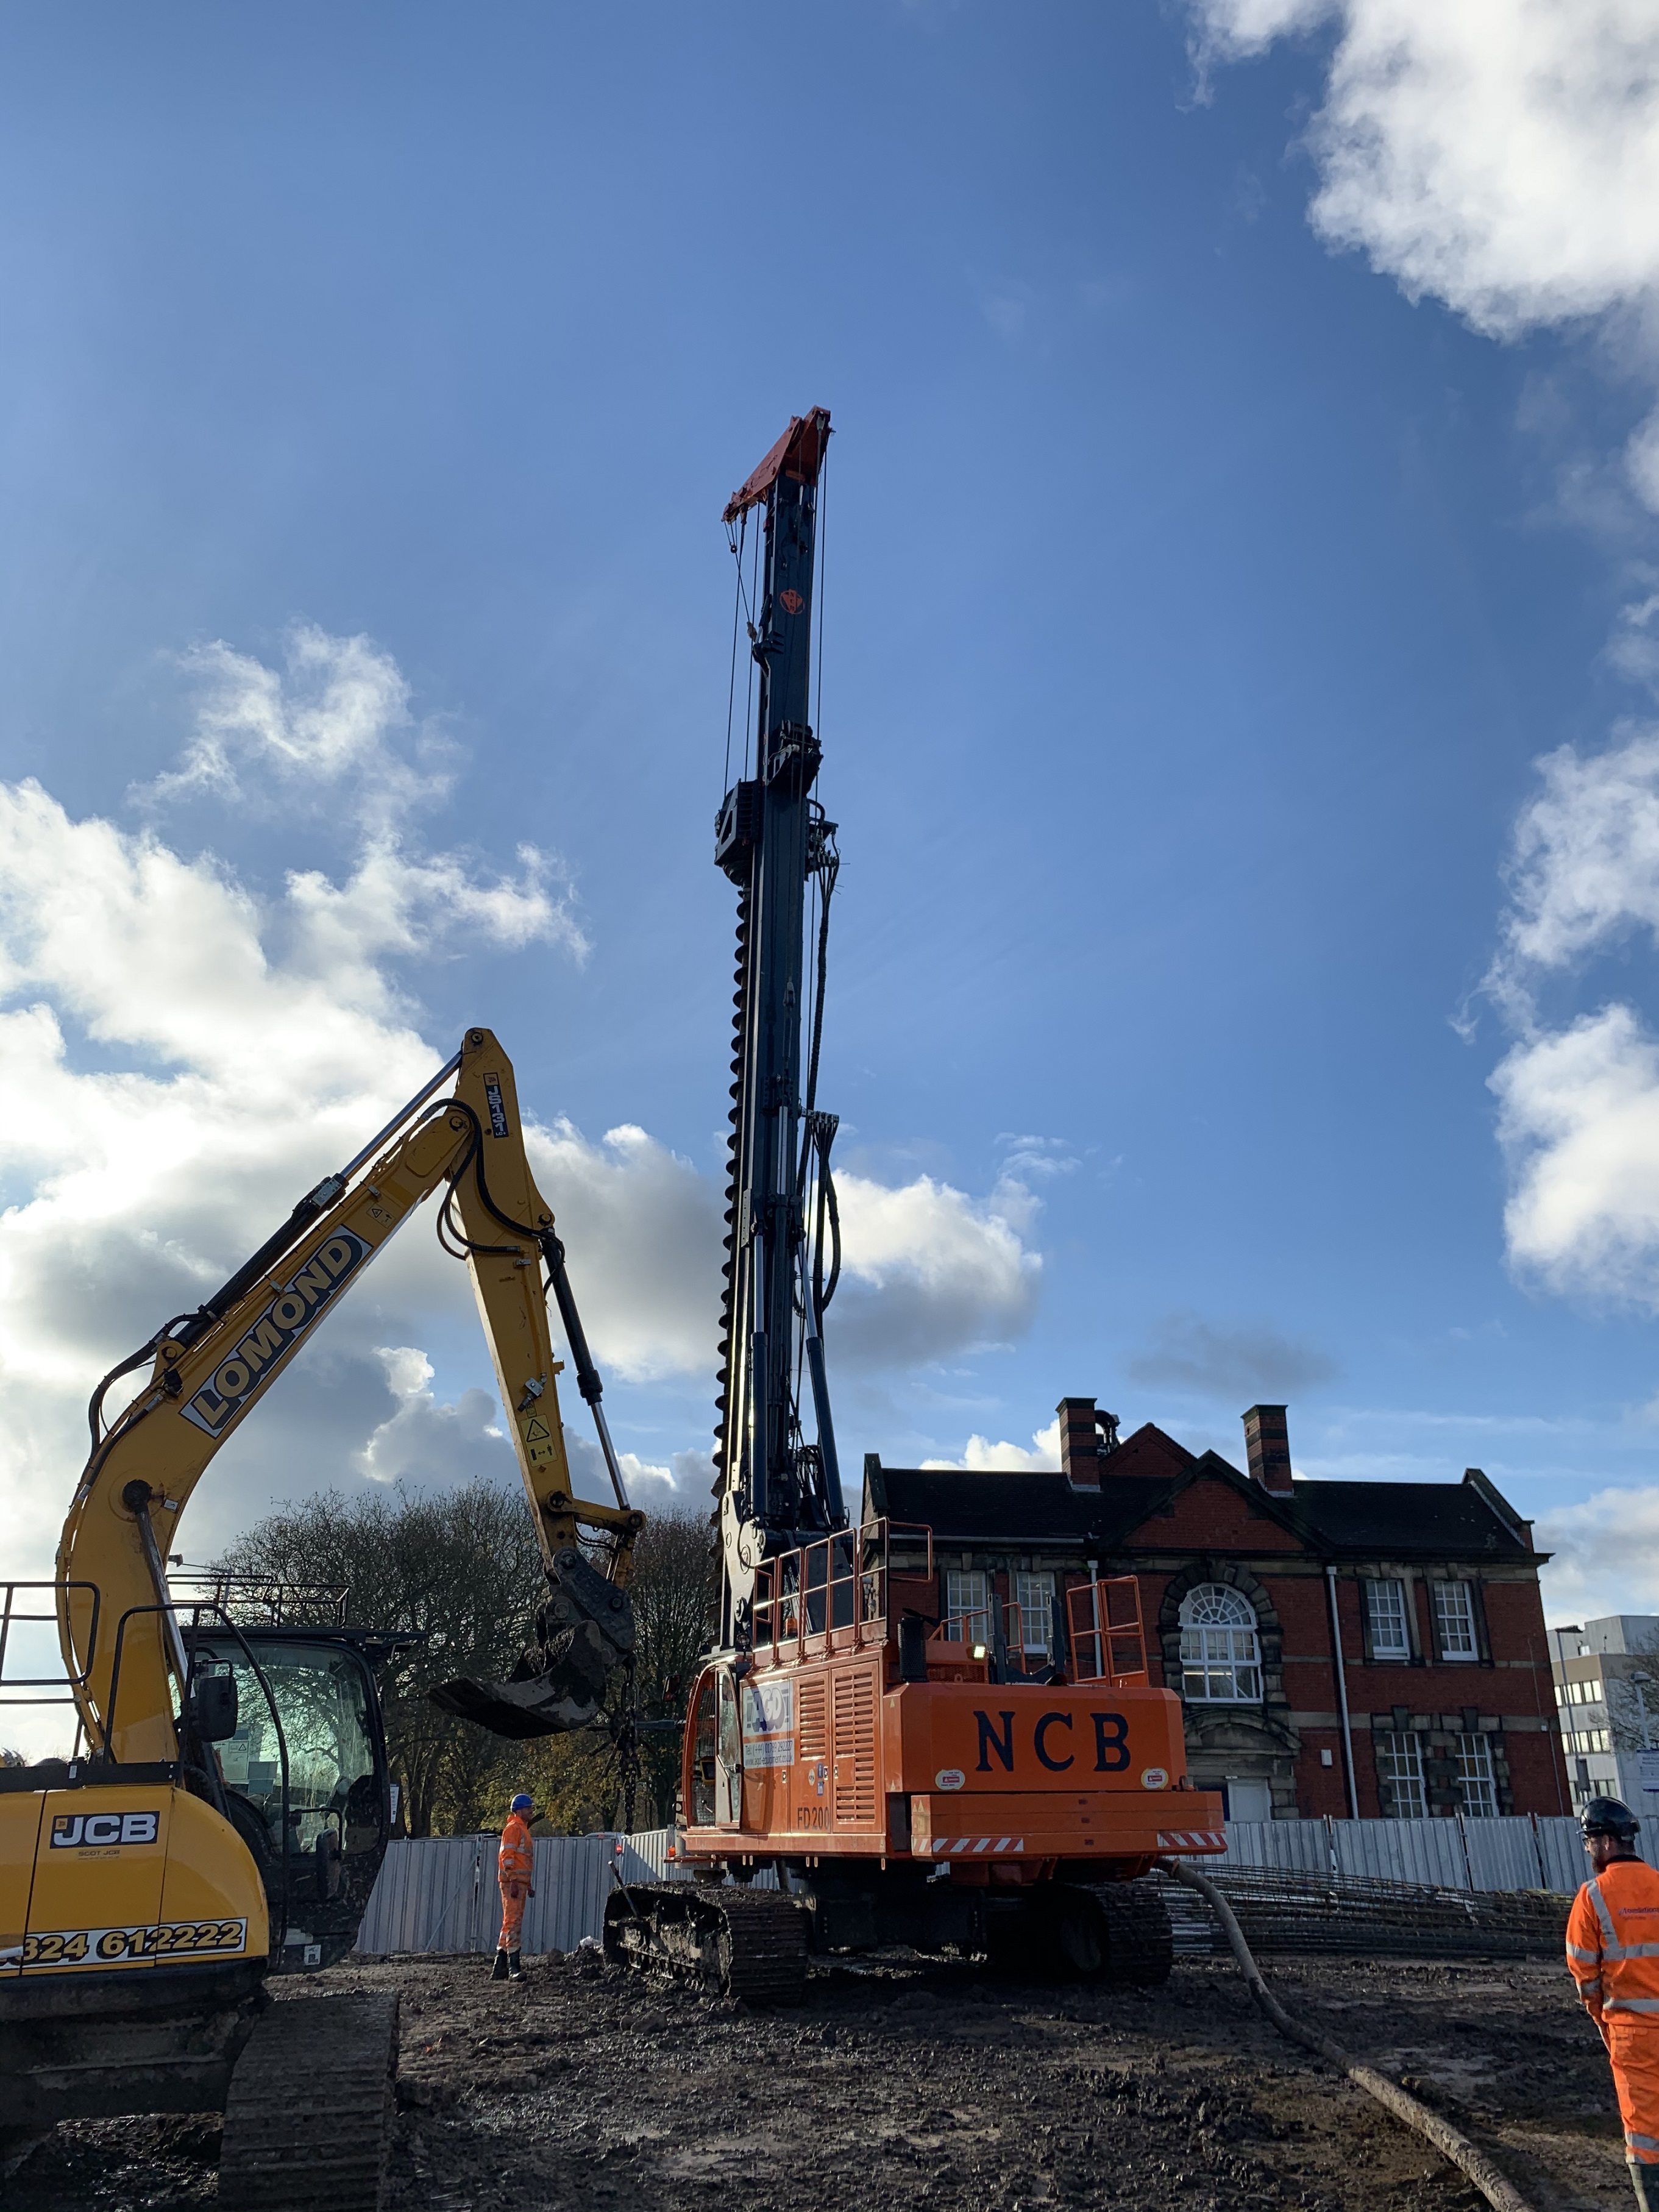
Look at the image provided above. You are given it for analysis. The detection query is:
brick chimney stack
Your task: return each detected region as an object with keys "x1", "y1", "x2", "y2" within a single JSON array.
[
  {"x1": 1058, "y1": 1398, "x2": 1101, "y2": 1487},
  {"x1": 1059, "y1": 1398, "x2": 1121, "y2": 1487},
  {"x1": 1243, "y1": 1404, "x2": 1294, "y2": 1496}
]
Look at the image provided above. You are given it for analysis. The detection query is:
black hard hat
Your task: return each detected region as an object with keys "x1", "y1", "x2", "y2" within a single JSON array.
[{"x1": 1581, "y1": 1796, "x2": 1641, "y2": 1841}]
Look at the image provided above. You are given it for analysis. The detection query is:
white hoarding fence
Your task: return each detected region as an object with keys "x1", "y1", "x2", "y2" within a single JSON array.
[
  {"x1": 352, "y1": 1812, "x2": 1611, "y2": 1958},
  {"x1": 354, "y1": 1829, "x2": 675, "y2": 1957}
]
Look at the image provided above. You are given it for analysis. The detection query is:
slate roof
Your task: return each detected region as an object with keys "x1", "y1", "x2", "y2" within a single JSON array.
[
  {"x1": 869, "y1": 1467, "x2": 1168, "y2": 1546},
  {"x1": 864, "y1": 1428, "x2": 1543, "y2": 1564},
  {"x1": 1285, "y1": 1475, "x2": 1535, "y2": 1560}
]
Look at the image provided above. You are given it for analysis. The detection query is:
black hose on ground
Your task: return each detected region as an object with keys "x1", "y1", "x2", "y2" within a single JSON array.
[{"x1": 1159, "y1": 1857, "x2": 1535, "y2": 2212}]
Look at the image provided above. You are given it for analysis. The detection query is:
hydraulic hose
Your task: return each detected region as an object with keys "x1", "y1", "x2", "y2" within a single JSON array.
[{"x1": 1159, "y1": 1858, "x2": 1536, "y2": 2212}]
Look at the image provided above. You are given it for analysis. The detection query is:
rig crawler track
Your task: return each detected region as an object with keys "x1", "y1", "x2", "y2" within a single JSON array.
[
  {"x1": 1029, "y1": 1880, "x2": 1175, "y2": 1986},
  {"x1": 604, "y1": 1882, "x2": 808, "y2": 2003},
  {"x1": 218, "y1": 1991, "x2": 400, "y2": 2212},
  {"x1": 1085, "y1": 1880, "x2": 1176, "y2": 1986}
]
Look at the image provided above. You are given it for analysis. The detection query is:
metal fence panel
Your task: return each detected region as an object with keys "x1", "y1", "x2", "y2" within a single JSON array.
[
  {"x1": 1332, "y1": 1818, "x2": 1471, "y2": 1887},
  {"x1": 1536, "y1": 1816, "x2": 1588, "y2": 1895},
  {"x1": 355, "y1": 1834, "x2": 492, "y2": 1955},
  {"x1": 1216, "y1": 1821, "x2": 1332, "y2": 1871},
  {"x1": 1460, "y1": 1817, "x2": 1546, "y2": 1894},
  {"x1": 357, "y1": 1829, "x2": 691, "y2": 1956}
]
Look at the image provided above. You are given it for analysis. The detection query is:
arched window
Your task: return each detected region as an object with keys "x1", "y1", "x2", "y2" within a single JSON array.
[{"x1": 1179, "y1": 1584, "x2": 1262, "y2": 1703}]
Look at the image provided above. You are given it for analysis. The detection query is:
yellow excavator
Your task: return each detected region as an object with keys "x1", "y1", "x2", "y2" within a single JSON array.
[{"x1": 0, "y1": 1028, "x2": 642, "y2": 2204}]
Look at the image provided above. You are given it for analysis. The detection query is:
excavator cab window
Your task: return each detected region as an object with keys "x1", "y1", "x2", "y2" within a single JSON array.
[{"x1": 195, "y1": 1638, "x2": 383, "y2": 1870}]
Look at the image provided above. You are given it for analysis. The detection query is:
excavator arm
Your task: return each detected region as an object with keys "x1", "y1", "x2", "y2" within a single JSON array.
[{"x1": 58, "y1": 1025, "x2": 643, "y2": 1767}]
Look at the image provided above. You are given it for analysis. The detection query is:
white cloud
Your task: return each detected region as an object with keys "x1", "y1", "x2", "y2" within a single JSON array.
[
  {"x1": 146, "y1": 623, "x2": 442, "y2": 828},
  {"x1": 1491, "y1": 1004, "x2": 1659, "y2": 1301},
  {"x1": 1537, "y1": 1482, "x2": 1659, "y2": 1620},
  {"x1": 825, "y1": 1170, "x2": 1042, "y2": 1367},
  {"x1": 523, "y1": 1122, "x2": 722, "y2": 1383},
  {"x1": 1190, "y1": 4, "x2": 1659, "y2": 1311},
  {"x1": 1192, "y1": 1, "x2": 1659, "y2": 503},
  {"x1": 923, "y1": 1417, "x2": 1060, "y2": 1473},
  {"x1": 1192, "y1": 0, "x2": 1335, "y2": 59},
  {"x1": 355, "y1": 1347, "x2": 511, "y2": 1486},
  {"x1": 1607, "y1": 588, "x2": 1659, "y2": 694},
  {"x1": 0, "y1": 628, "x2": 1043, "y2": 1581},
  {"x1": 1482, "y1": 724, "x2": 1659, "y2": 1304},
  {"x1": 0, "y1": 624, "x2": 599, "y2": 1581},
  {"x1": 563, "y1": 1430, "x2": 693, "y2": 1514},
  {"x1": 1494, "y1": 724, "x2": 1659, "y2": 978}
]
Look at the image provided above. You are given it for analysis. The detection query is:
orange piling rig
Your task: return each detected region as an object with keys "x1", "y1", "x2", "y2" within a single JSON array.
[
  {"x1": 602, "y1": 415, "x2": 1223, "y2": 1996},
  {"x1": 608, "y1": 1528, "x2": 1224, "y2": 1988},
  {"x1": 684, "y1": 1534, "x2": 1220, "y2": 1904}
]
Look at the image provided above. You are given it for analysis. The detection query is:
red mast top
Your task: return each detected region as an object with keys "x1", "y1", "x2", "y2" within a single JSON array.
[{"x1": 722, "y1": 406, "x2": 832, "y2": 524}]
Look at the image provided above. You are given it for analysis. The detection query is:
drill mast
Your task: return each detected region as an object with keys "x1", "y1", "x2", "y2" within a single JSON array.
[{"x1": 713, "y1": 407, "x2": 844, "y2": 1645}]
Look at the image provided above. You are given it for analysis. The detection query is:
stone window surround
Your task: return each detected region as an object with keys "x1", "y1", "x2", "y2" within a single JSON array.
[
  {"x1": 1362, "y1": 1705, "x2": 1514, "y2": 1818},
  {"x1": 1157, "y1": 1560, "x2": 1285, "y2": 1713}
]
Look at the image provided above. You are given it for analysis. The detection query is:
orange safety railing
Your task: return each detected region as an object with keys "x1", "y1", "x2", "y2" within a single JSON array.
[
  {"x1": 929, "y1": 1599, "x2": 1045, "y2": 1664},
  {"x1": 1066, "y1": 1575, "x2": 1150, "y2": 1688},
  {"x1": 751, "y1": 1518, "x2": 934, "y2": 1665}
]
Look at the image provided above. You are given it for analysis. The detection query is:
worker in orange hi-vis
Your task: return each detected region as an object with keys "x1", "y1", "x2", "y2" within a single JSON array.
[
  {"x1": 1568, "y1": 1797, "x2": 1659, "y2": 2209},
  {"x1": 492, "y1": 1791, "x2": 536, "y2": 1983}
]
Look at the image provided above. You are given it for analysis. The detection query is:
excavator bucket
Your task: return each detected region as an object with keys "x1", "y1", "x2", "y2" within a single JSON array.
[
  {"x1": 430, "y1": 1621, "x2": 616, "y2": 1739},
  {"x1": 429, "y1": 1545, "x2": 636, "y2": 1740}
]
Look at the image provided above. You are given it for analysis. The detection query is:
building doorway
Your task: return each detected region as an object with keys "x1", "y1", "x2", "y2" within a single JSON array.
[{"x1": 1223, "y1": 1778, "x2": 1272, "y2": 1823}]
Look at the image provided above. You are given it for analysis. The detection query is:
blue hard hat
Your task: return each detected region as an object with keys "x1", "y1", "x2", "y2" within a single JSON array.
[{"x1": 510, "y1": 1793, "x2": 533, "y2": 1814}]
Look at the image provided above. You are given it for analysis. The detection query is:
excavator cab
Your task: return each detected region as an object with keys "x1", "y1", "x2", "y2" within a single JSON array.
[{"x1": 180, "y1": 1623, "x2": 405, "y2": 1971}]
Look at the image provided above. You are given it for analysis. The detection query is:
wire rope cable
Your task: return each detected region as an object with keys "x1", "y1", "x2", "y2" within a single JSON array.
[{"x1": 722, "y1": 510, "x2": 748, "y2": 798}]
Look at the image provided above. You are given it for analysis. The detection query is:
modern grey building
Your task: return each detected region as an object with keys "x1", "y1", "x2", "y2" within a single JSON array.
[{"x1": 1551, "y1": 1616, "x2": 1659, "y2": 1812}]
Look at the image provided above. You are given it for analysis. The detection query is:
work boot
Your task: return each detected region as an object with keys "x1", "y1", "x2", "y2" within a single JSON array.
[
  {"x1": 491, "y1": 1949, "x2": 510, "y2": 1981},
  {"x1": 508, "y1": 1951, "x2": 523, "y2": 1980}
]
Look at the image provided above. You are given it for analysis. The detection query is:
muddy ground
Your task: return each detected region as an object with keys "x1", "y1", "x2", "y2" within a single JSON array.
[{"x1": 4, "y1": 1946, "x2": 1634, "y2": 2211}]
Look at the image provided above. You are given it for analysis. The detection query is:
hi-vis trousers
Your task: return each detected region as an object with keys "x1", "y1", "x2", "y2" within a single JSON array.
[
  {"x1": 1608, "y1": 2021, "x2": 1659, "y2": 2209},
  {"x1": 498, "y1": 1877, "x2": 529, "y2": 1954}
]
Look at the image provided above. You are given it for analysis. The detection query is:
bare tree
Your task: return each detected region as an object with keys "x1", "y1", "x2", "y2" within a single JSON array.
[
  {"x1": 214, "y1": 1484, "x2": 717, "y2": 1837},
  {"x1": 629, "y1": 1505, "x2": 718, "y2": 1824}
]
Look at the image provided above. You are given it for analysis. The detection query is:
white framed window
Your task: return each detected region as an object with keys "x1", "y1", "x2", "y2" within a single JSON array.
[
  {"x1": 1455, "y1": 1732, "x2": 1499, "y2": 1818},
  {"x1": 1364, "y1": 1579, "x2": 1410, "y2": 1659},
  {"x1": 1432, "y1": 1581, "x2": 1479, "y2": 1662},
  {"x1": 946, "y1": 1570, "x2": 989, "y2": 1648},
  {"x1": 1179, "y1": 1584, "x2": 1262, "y2": 1704},
  {"x1": 1015, "y1": 1573, "x2": 1054, "y2": 1658},
  {"x1": 1375, "y1": 1729, "x2": 1427, "y2": 1819}
]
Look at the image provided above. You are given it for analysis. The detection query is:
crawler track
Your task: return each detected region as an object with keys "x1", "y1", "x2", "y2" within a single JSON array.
[
  {"x1": 218, "y1": 1990, "x2": 399, "y2": 2211},
  {"x1": 1085, "y1": 1878, "x2": 1176, "y2": 1986},
  {"x1": 603, "y1": 1882, "x2": 808, "y2": 2003}
]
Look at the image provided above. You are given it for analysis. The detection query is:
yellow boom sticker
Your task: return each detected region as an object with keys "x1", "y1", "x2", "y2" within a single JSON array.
[{"x1": 18, "y1": 1919, "x2": 248, "y2": 1968}]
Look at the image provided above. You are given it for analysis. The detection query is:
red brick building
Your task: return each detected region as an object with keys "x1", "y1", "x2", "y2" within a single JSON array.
[{"x1": 862, "y1": 1399, "x2": 1569, "y2": 1823}]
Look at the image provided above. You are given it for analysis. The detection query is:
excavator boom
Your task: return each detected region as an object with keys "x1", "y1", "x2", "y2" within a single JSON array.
[{"x1": 57, "y1": 1024, "x2": 641, "y2": 1763}]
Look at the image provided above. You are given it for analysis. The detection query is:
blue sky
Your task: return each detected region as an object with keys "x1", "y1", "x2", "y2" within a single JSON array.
[{"x1": 5, "y1": 1, "x2": 1659, "y2": 1624}]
